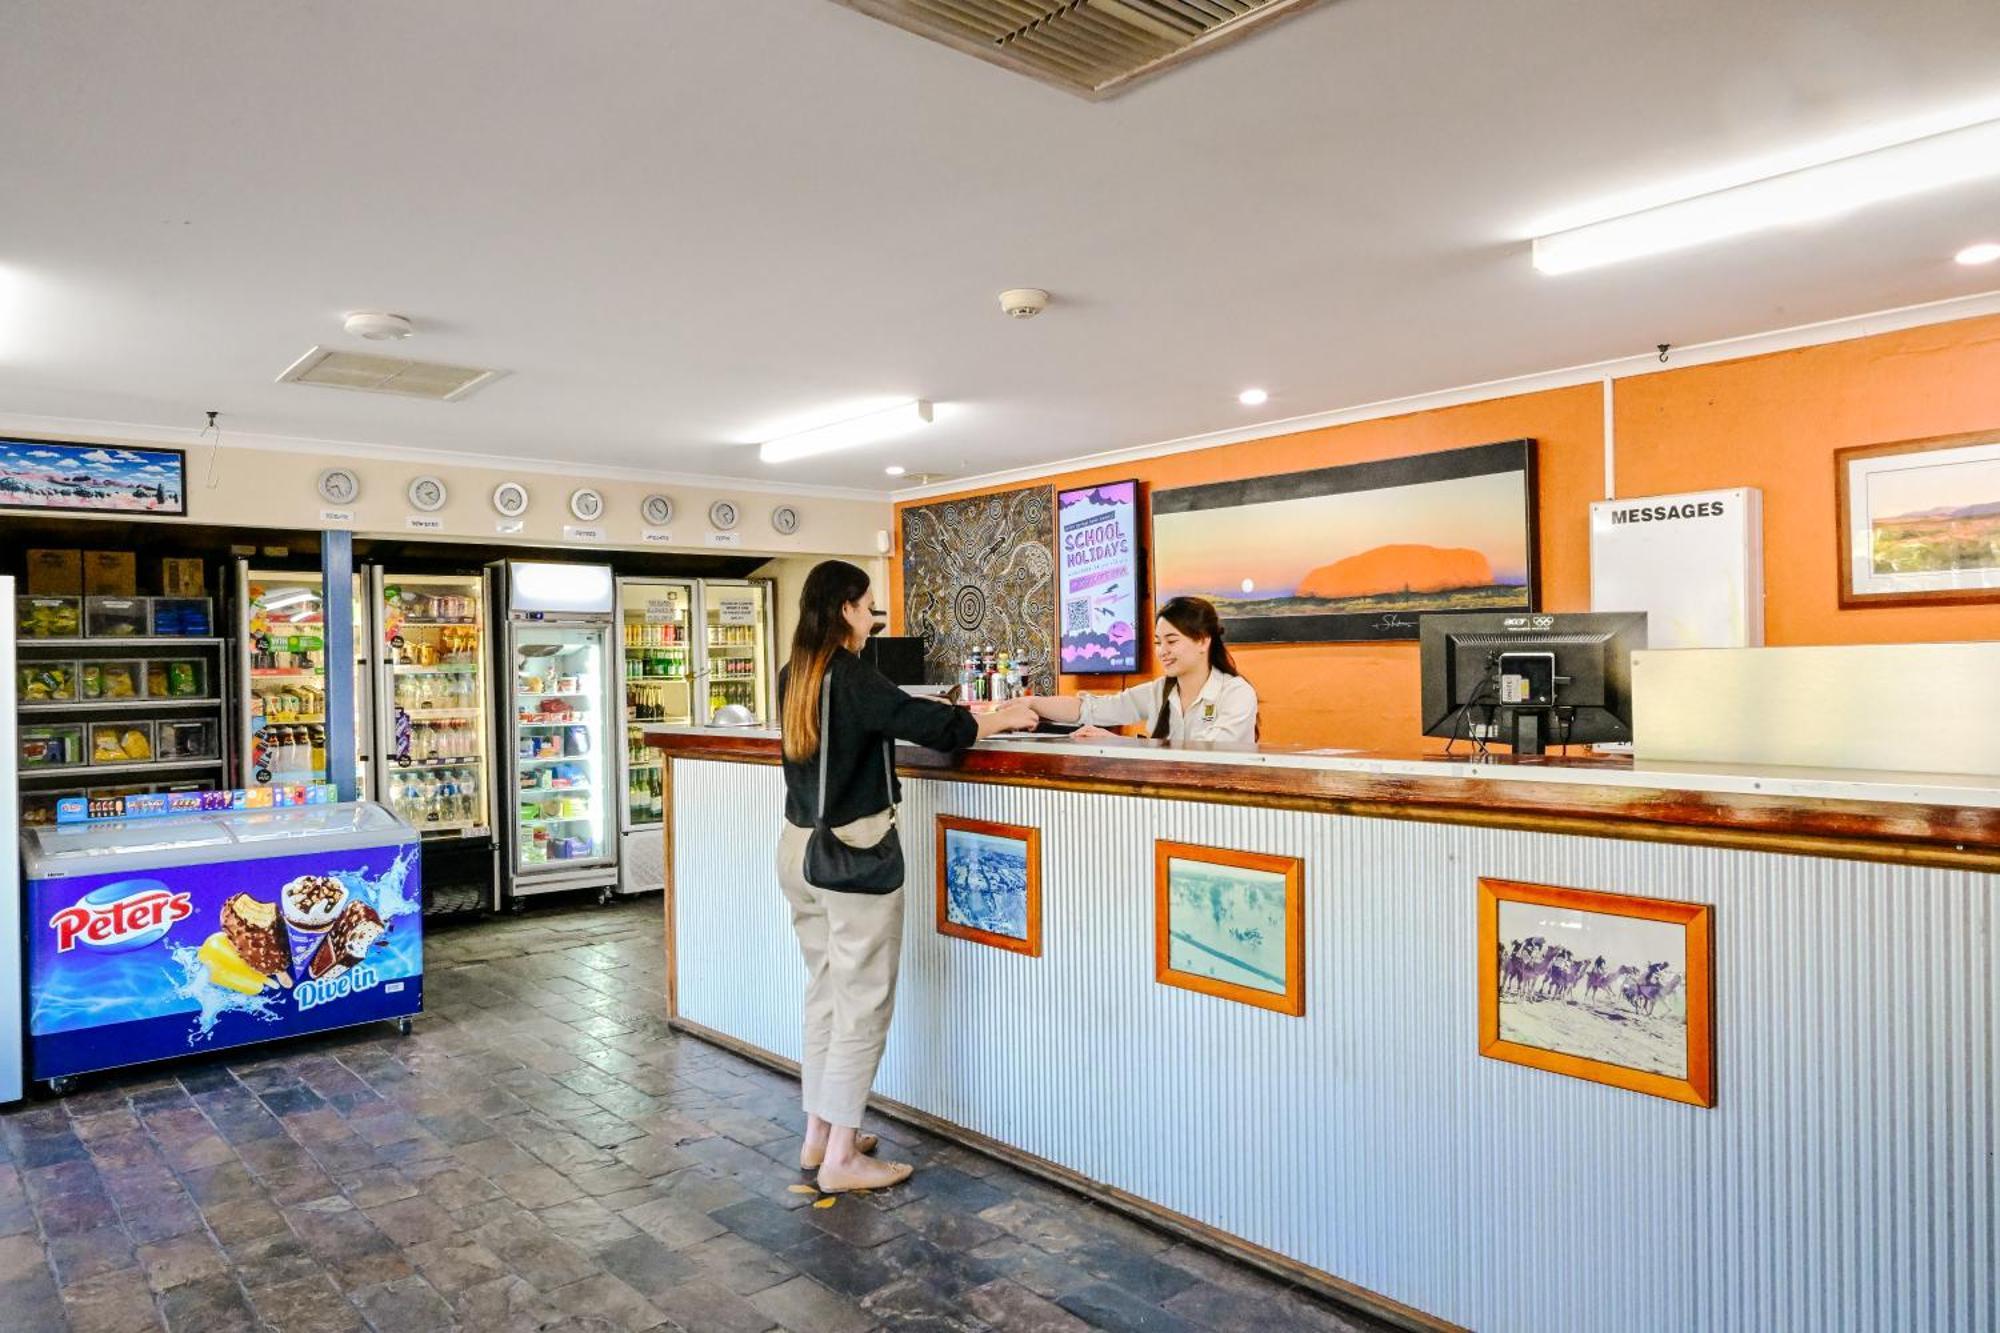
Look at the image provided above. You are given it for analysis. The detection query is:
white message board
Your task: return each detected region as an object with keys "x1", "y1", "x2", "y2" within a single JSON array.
[{"x1": 1590, "y1": 487, "x2": 1763, "y2": 648}]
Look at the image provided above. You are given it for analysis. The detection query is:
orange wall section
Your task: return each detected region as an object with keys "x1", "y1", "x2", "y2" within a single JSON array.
[{"x1": 891, "y1": 312, "x2": 2000, "y2": 751}]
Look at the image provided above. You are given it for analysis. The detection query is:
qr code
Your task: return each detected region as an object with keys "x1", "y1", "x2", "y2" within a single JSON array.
[{"x1": 1065, "y1": 597, "x2": 1090, "y2": 631}]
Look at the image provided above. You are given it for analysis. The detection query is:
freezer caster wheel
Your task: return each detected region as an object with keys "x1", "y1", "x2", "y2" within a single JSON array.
[
  {"x1": 396, "y1": 1018, "x2": 413, "y2": 1037},
  {"x1": 598, "y1": 886, "x2": 613, "y2": 905},
  {"x1": 47, "y1": 1077, "x2": 77, "y2": 1096}
]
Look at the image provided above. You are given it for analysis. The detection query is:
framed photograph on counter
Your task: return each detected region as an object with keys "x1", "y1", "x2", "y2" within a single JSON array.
[
  {"x1": 1056, "y1": 480, "x2": 1143, "y2": 674},
  {"x1": 1151, "y1": 439, "x2": 1538, "y2": 643},
  {"x1": 1478, "y1": 878, "x2": 1714, "y2": 1107},
  {"x1": 1154, "y1": 841, "x2": 1304, "y2": 1016},
  {"x1": 0, "y1": 437, "x2": 187, "y2": 515},
  {"x1": 1837, "y1": 431, "x2": 2000, "y2": 607},
  {"x1": 935, "y1": 816, "x2": 1041, "y2": 956}
]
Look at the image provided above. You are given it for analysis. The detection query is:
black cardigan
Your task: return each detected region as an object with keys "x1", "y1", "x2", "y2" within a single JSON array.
[{"x1": 779, "y1": 650, "x2": 977, "y2": 829}]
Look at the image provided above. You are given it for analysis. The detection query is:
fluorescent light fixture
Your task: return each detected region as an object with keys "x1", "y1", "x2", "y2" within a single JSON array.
[
  {"x1": 1957, "y1": 241, "x2": 2000, "y2": 266},
  {"x1": 262, "y1": 588, "x2": 321, "y2": 612},
  {"x1": 1533, "y1": 116, "x2": 2000, "y2": 275},
  {"x1": 884, "y1": 465, "x2": 907, "y2": 477},
  {"x1": 758, "y1": 400, "x2": 933, "y2": 465},
  {"x1": 1237, "y1": 387, "x2": 1269, "y2": 406}
]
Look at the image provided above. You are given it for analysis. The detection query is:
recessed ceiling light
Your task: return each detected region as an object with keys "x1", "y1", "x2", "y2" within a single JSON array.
[
  {"x1": 884, "y1": 465, "x2": 907, "y2": 477},
  {"x1": 758, "y1": 400, "x2": 934, "y2": 465},
  {"x1": 1957, "y1": 242, "x2": 2000, "y2": 266},
  {"x1": 1237, "y1": 388, "x2": 1269, "y2": 406},
  {"x1": 1532, "y1": 114, "x2": 2000, "y2": 274}
]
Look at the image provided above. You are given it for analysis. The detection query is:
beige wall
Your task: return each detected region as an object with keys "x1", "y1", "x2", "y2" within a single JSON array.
[
  {"x1": 8, "y1": 430, "x2": 892, "y2": 560},
  {"x1": 753, "y1": 553, "x2": 891, "y2": 662}
]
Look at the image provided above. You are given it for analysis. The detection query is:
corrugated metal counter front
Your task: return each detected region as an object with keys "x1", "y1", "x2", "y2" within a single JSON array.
[{"x1": 646, "y1": 727, "x2": 2000, "y2": 1333}]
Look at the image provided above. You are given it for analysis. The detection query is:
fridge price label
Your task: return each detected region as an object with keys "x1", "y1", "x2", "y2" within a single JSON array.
[
  {"x1": 705, "y1": 532, "x2": 742, "y2": 548},
  {"x1": 643, "y1": 598, "x2": 681, "y2": 622},
  {"x1": 563, "y1": 525, "x2": 605, "y2": 542},
  {"x1": 718, "y1": 597, "x2": 757, "y2": 626},
  {"x1": 319, "y1": 509, "x2": 355, "y2": 525},
  {"x1": 642, "y1": 529, "x2": 673, "y2": 545},
  {"x1": 405, "y1": 515, "x2": 445, "y2": 532}
]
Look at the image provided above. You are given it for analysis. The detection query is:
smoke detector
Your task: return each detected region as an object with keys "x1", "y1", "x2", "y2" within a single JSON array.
[
  {"x1": 343, "y1": 311, "x2": 414, "y2": 341},
  {"x1": 999, "y1": 288, "x2": 1050, "y2": 319}
]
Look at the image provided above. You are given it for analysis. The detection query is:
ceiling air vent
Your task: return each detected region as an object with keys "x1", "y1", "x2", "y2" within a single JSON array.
[
  {"x1": 276, "y1": 347, "x2": 506, "y2": 402},
  {"x1": 831, "y1": 0, "x2": 1320, "y2": 99}
]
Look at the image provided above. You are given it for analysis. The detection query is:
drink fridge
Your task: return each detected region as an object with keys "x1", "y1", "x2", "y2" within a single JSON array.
[
  {"x1": 699, "y1": 578, "x2": 776, "y2": 725},
  {"x1": 238, "y1": 565, "x2": 371, "y2": 797},
  {"x1": 0, "y1": 576, "x2": 24, "y2": 1104},
  {"x1": 494, "y1": 562, "x2": 620, "y2": 905},
  {"x1": 614, "y1": 578, "x2": 697, "y2": 896},
  {"x1": 22, "y1": 802, "x2": 421, "y2": 1090}
]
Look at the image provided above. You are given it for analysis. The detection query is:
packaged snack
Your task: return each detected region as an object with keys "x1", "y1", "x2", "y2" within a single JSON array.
[
  {"x1": 89, "y1": 721, "x2": 154, "y2": 764},
  {"x1": 18, "y1": 661, "x2": 77, "y2": 702},
  {"x1": 150, "y1": 597, "x2": 214, "y2": 637},
  {"x1": 80, "y1": 660, "x2": 141, "y2": 700},
  {"x1": 21, "y1": 724, "x2": 85, "y2": 769},
  {"x1": 17, "y1": 596, "x2": 82, "y2": 638},
  {"x1": 85, "y1": 597, "x2": 149, "y2": 638}
]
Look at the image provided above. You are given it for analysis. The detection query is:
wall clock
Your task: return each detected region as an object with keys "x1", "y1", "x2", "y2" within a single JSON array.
[
  {"x1": 708, "y1": 499, "x2": 740, "y2": 531},
  {"x1": 641, "y1": 494, "x2": 674, "y2": 527},
  {"x1": 569, "y1": 487, "x2": 605, "y2": 522},
  {"x1": 317, "y1": 467, "x2": 360, "y2": 506},
  {"x1": 492, "y1": 482, "x2": 530, "y2": 518},
  {"x1": 771, "y1": 504, "x2": 800, "y2": 536},
  {"x1": 406, "y1": 475, "x2": 448, "y2": 513}
]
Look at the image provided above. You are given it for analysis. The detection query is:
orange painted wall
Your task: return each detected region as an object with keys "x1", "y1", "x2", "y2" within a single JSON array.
[{"x1": 892, "y1": 312, "x2": 2000, "y2": 751}]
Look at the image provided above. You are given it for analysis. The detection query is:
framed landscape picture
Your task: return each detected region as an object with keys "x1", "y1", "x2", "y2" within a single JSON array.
[
  {"x1": 0, "y1": 438, "x2": 187, "y2": 516},
  {"x1": 1151, "y1": 439, "x2": 1538, "y2": 643},
  {"x1": 1155, "y1": 841, "x2": 1304, "y2": 1016},
  {"x1": 1478, "y1": 878, "x2": 1714, "y2": 1107},
  {"x1": 935, "y1": 816, "x2": 1041, "y2": 956},
  {"x1": 1837, "y1": 431, "x2": 2000, "y2": 607}
]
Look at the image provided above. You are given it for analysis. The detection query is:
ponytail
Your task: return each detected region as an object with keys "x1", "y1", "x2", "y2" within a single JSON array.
[
  {"x1": 781, "y1": 560, "x2": 871, "y2": 762},
  {"x1": 1148, "y1": 597, "x2": 1248, "y2": 741}
]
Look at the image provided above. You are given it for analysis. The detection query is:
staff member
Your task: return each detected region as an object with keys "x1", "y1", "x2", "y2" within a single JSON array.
[
  {"x1": 776, "y1": 560, "x2": 1034, "y2": 1194},
  {"x1": 1024, "y1": 595, "x2": 1258, "y2": 743}
]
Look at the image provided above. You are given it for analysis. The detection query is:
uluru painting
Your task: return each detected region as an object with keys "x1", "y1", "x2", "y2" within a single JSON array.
[{"x1": 1152, "y1": 440, "x2": 1537, "y2": 643}]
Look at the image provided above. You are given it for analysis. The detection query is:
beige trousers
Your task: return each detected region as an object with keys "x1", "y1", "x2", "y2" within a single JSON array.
[{"x1": 775, "y1": 812, "x2": 904, "y2": 1129}]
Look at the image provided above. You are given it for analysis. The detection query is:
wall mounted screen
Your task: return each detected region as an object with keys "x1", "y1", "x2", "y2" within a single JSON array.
[
  {"x1": 0, "y1": 438, "x2": 187, "y2": 515},
  {"x1": 1056, "y1": 480, "x2": 1142, "y2": 674},
  {"x1": 1152, "y1": 440, "x2": 1539, "y2": 643}
]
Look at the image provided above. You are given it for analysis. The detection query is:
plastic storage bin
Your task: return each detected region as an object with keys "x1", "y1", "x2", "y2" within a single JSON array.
[
  {"x1": 79, "y1": 660, "x2": 145, "y2": 701},
  {"x1": 21, "y1": 724, "x2": 86, "y2": 770},
  {"x1": 18, "y1": 661, "x2": 78, "y2": 703},
  {"x1": 146, "y1": 659, "x2": 209, "y2": 699},
  {"x1": 156, "y1": 719, "x2": 218, "y2": 762},
  {"x1": 89, "y1": 721, "x2": 155, "y2": 765},
  {"x1": 149, "y1": 597, "x2": 213, "y2": 637},
  {"x1": 85, "y1": 597, "x2": 150, "y2": 639},
  {"x1": 17, "y1": 596, "x2": 82, "y2": 639}
]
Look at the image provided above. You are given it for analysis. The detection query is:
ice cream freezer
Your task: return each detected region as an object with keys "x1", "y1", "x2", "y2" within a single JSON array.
[{"x1": 22, "y1": 802, "x2": 422, "y2": 1090}]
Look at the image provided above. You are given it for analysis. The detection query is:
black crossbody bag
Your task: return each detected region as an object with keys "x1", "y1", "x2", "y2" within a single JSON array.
[{"x1": 803, "y1": 673, "x2": 905, "y2": 893}]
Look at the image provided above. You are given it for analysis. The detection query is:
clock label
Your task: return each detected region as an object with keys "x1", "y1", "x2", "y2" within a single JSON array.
[
  {"x1": 641, "y1": 529, "x2": 673, "y2": 545},
  {"x1": 495, "y1": 519, "x2": 524, "y2": 535},
  {"x1": 319, "y1": 509, "x2": 355, "y2": 525},
  {"x1": 406, "y1": 515, "x2": 444, "y2": 532},
  {"x1": 563, "y1": 525, "x2": 605, "y2": 542},
  {"x1": 705, "y1": 531, "x2": 742, "y2": 547}
]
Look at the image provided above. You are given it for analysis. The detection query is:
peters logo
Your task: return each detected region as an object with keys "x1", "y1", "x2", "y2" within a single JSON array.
[{"x1": 50, "y1": 880, "x2": 193, "y2": 954}]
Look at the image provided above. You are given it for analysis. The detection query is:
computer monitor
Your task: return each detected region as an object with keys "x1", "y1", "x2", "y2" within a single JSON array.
[
  {"x1": 1419, "y1": 611, "x2": 1647, "y2": 755},
  {"x1": 860, "y1": 634, "x2": 929, "y2": 686}
]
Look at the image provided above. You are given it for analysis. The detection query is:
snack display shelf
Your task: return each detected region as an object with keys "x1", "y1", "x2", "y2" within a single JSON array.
[
  {"x1": 22, "y1": 697, "x2": 223, "y2": 713},
  {"x1": 22, "y1": 757, "x2": 225, "y2": 780},
  {"x1": 17, "y1": 637, "x2": 227, "y2": 649}
]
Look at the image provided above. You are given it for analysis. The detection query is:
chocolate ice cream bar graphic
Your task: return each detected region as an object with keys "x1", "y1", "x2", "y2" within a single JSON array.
[
  {"x1": 306, "y1": 900, "x2": 386, "y2": 982},
  {"x1": 219, "y1": 893, "x2": 292, "y2": 981},
  {"x1": 279, "y1": 873, "x2": 348, "y2": 975}
]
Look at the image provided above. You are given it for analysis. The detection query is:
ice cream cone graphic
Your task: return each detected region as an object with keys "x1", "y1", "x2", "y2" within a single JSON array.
[{"x1": 278, "y1": 873, "x2": 348, "y2": 977}]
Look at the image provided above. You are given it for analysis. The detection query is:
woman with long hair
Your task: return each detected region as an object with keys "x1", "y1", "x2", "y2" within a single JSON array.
[
  {"x1": 777, "y1": 559, "x2": 1035, "y2": 1193},
  {"x1": 1022, "y1": 595, "x2": 1258, "y2": 743}
]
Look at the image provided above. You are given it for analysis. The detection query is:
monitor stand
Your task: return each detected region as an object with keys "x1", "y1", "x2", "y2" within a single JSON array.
[{"x1": 1506, "y1": 708, "x2": 1549, "y2": 757}]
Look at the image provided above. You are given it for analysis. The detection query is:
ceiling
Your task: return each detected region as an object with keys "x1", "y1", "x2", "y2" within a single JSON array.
[{"x1": 3, "y1": 0, "x2": 1999, "y2": 498}]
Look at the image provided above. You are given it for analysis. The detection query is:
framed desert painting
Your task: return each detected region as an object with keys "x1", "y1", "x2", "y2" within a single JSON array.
[
  {"x1": 1478, "y1": 878, "x2": 1714, "y2": 1107},
  {"x1": 935, "y1": 816, "x2": 1041, "y2": 956},
  {"x1": 1837, "y1": 431, "x2": 2000, "y2": 607},
  {"x1": 1155, "y1": 841, "x2": 1304, "y2": 1016}
]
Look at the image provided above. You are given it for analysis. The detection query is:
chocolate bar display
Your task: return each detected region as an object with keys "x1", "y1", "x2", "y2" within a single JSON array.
[
  {"x1": 219, "y1": 893, "x2": 290, "y2": 975},
  {"x1": 307, "y1": 900, "x2": 386, "y2": 982}
]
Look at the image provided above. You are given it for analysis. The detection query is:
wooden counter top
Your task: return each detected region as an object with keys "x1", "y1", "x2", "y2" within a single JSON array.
[{"x1": 644, "y1": 727, "x2": 2000, "y2": 870}]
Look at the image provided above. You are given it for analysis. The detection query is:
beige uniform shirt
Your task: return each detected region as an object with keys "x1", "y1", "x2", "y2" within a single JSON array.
[{"x1": 1076, "y1": 670, "x2": 1259, "y2": 744}]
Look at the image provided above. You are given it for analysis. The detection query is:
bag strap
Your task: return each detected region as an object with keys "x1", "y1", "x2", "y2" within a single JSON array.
[{"x1": 814, "y1": 666, "x2": 899, "y2": 826}]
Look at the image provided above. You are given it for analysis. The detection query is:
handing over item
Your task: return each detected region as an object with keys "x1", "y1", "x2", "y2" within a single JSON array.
[{"x1": 1022, "y1": 596, "x2": 1260, "y2": 745}]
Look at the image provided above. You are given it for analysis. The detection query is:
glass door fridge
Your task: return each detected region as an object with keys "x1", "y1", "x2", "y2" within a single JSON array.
[
  {"x1": 238, "y1": 565, "x2": 371, "y2": 797},
  {"x1": 495, "y1": 562, "x2": 619, "y2": 905},
  {"x1": 614, "y1": 578, "x2": 697, "y2": 896},
  {"x1": 374, "y1": 570, "x2": 499, "y2": 914},
  {"x1": 698, "y1": 578, "x2": 776, "y2": 726}
]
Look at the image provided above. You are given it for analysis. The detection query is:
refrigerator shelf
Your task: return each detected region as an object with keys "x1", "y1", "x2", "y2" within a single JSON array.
[
  {"x1": 520, "y1": 785, "x2": 596, "y2": 796},
  {"x1": 23, "y1": 757, "x2": 224, "y2": 780},
  {"x1": 392, "y1": 664, "x2": 480, "y2": 674},
  {"x1": 18, "y1": 636, "x2": 227, "y2": 649},
  {"x1": 394, "y1": 619, "x2": 480, "y2": 628},
  {"x1": 23, "y1": 697, "x2": 223, "y2": 713},
  {"x1": 517, "y1": 691, "x2": 595, "y2": 700},
  {"x1": 521, "y1": 815, "x2": 595, "y2": 826},
  {"x1": 251, "y1": 669, "x2": 325, "y2": 680},
  {"x1": 401, "y1": 707, "x2": 482, "y2": 720},
  {"x1": 394, "y1": 756, "x2": 485, "y2": 769},
  {"x1": 625, "y1": 759, "x2": 665, "y2": 769}
]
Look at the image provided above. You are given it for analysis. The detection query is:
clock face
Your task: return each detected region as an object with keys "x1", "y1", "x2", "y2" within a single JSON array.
[
  {"x1": 708, "y1": 499, "x2": 739, "y2": 531},
  {"x1": 771, "y1": 505, "x2": 800, "y2": 536},
  {"x1": 569, "y1": 487, "x2": 605, "y2": 522},
  {"x1": 407, "y1": 475, "x2": 447, "y2": 513},
  {"x1": 492, "y1": 482, "x2": 529, "y2": 517},
  {"x1": 317, "y1": 468, "x2": 360, "y2": 505},
  {"x1": 641, "y1": 494, "x2": 674, "y2": 527}
]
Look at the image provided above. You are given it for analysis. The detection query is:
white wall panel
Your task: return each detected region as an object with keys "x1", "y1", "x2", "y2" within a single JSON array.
[{"x1": 670, "y1": 758, "x2": 1999, "y2": 1333}]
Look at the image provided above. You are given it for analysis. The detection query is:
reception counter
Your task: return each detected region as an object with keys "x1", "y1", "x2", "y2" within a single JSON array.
[{"x1": 647, "y1": 726, "x2": 2000, "y2": 1332}]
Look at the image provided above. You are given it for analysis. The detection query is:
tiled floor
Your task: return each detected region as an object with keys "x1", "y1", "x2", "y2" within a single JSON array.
[{"x1": 0, "y1": 898, "x2": 1392, "y2": 1332}]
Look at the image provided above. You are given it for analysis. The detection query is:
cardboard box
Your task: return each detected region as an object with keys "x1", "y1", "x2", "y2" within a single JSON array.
[
  {"x1": 25, "y1": 549, "x2": 82, "y2": 595},
  {"x1": 83, "y1": 550, "x2": 137, "y2": 596},
  {"x1": 160, "y1": 558, "x2": 206, "y2": 596}
]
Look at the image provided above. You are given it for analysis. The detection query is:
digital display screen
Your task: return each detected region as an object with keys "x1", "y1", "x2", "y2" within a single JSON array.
[{"x1": 1055, "y1": 480, "x2": 1142, "y2": 675}]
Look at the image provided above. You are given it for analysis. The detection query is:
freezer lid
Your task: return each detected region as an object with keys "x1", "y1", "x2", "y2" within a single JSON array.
[
  {"x1": 213, "y1": 801, "x2": 411, "y2": 849},
  {"x1": 23, "y1": 816, "x2": 237, "y2": 877}
]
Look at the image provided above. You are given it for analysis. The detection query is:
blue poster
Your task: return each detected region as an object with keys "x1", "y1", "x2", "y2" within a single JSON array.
[
  {"x1": 0, "y1": 437, "x2": 187, "y2": 514},
  {"x1": 28, "y1": 842, "x2": 422, "y2": 1079},
  {"x1": 1057, "y1": 480, "x2": 1142, "y2": 674}
]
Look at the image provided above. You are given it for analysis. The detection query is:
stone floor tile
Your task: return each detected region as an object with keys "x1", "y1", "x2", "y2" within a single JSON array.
[
  {"x1": 962, "y1": 1276, "x2": 1093, "y2": 1332},
  {"x1": 403, "y1": 1235, "x2": 512, "y2": 1295},
  {"x1": 647, "y1": 1275, "x2": 782, "y2": 1333},
  {"x1": 621, "y1": 1194, "x2": 729, "y2": 1250},
  {"x1": 537, "y1": 1196, "x2": 643, "y2": 1253},
  {"x1": 47, "y1": 1221, "x2": 140, "y2": 1285},
  {"x1": 749, "y1": 1273, "x2": 876, "y2": 1333},
  {"x1": 246, "y1": 1274, "x2": 370, "y2": 1333},
  {"x1": 61, "y1": 1268, "x2": 167, "y2": 1333},
  {"x1": 543, "y1": 1270, "x2": 672, "y2": 1330},
  {"x1": 1071, "y1": 1239, "x2": 1203, "y2": 1303},
  {"x1": 1057, "y1": 1280, "x2": 1206, "y2": 1333},
  {"x1": 858, "y1": 1276, "x2": 987, "y2": 1331},
  {"x1": 346, "y1": 1273, "x2": 456, "y2": 1331},
  {"x1": 135, "y1": 1231, "x2": 230, "y2": 1293},
  {"x1": 156, "y1": 1273, "x2": 259, "y2": 1332}
]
